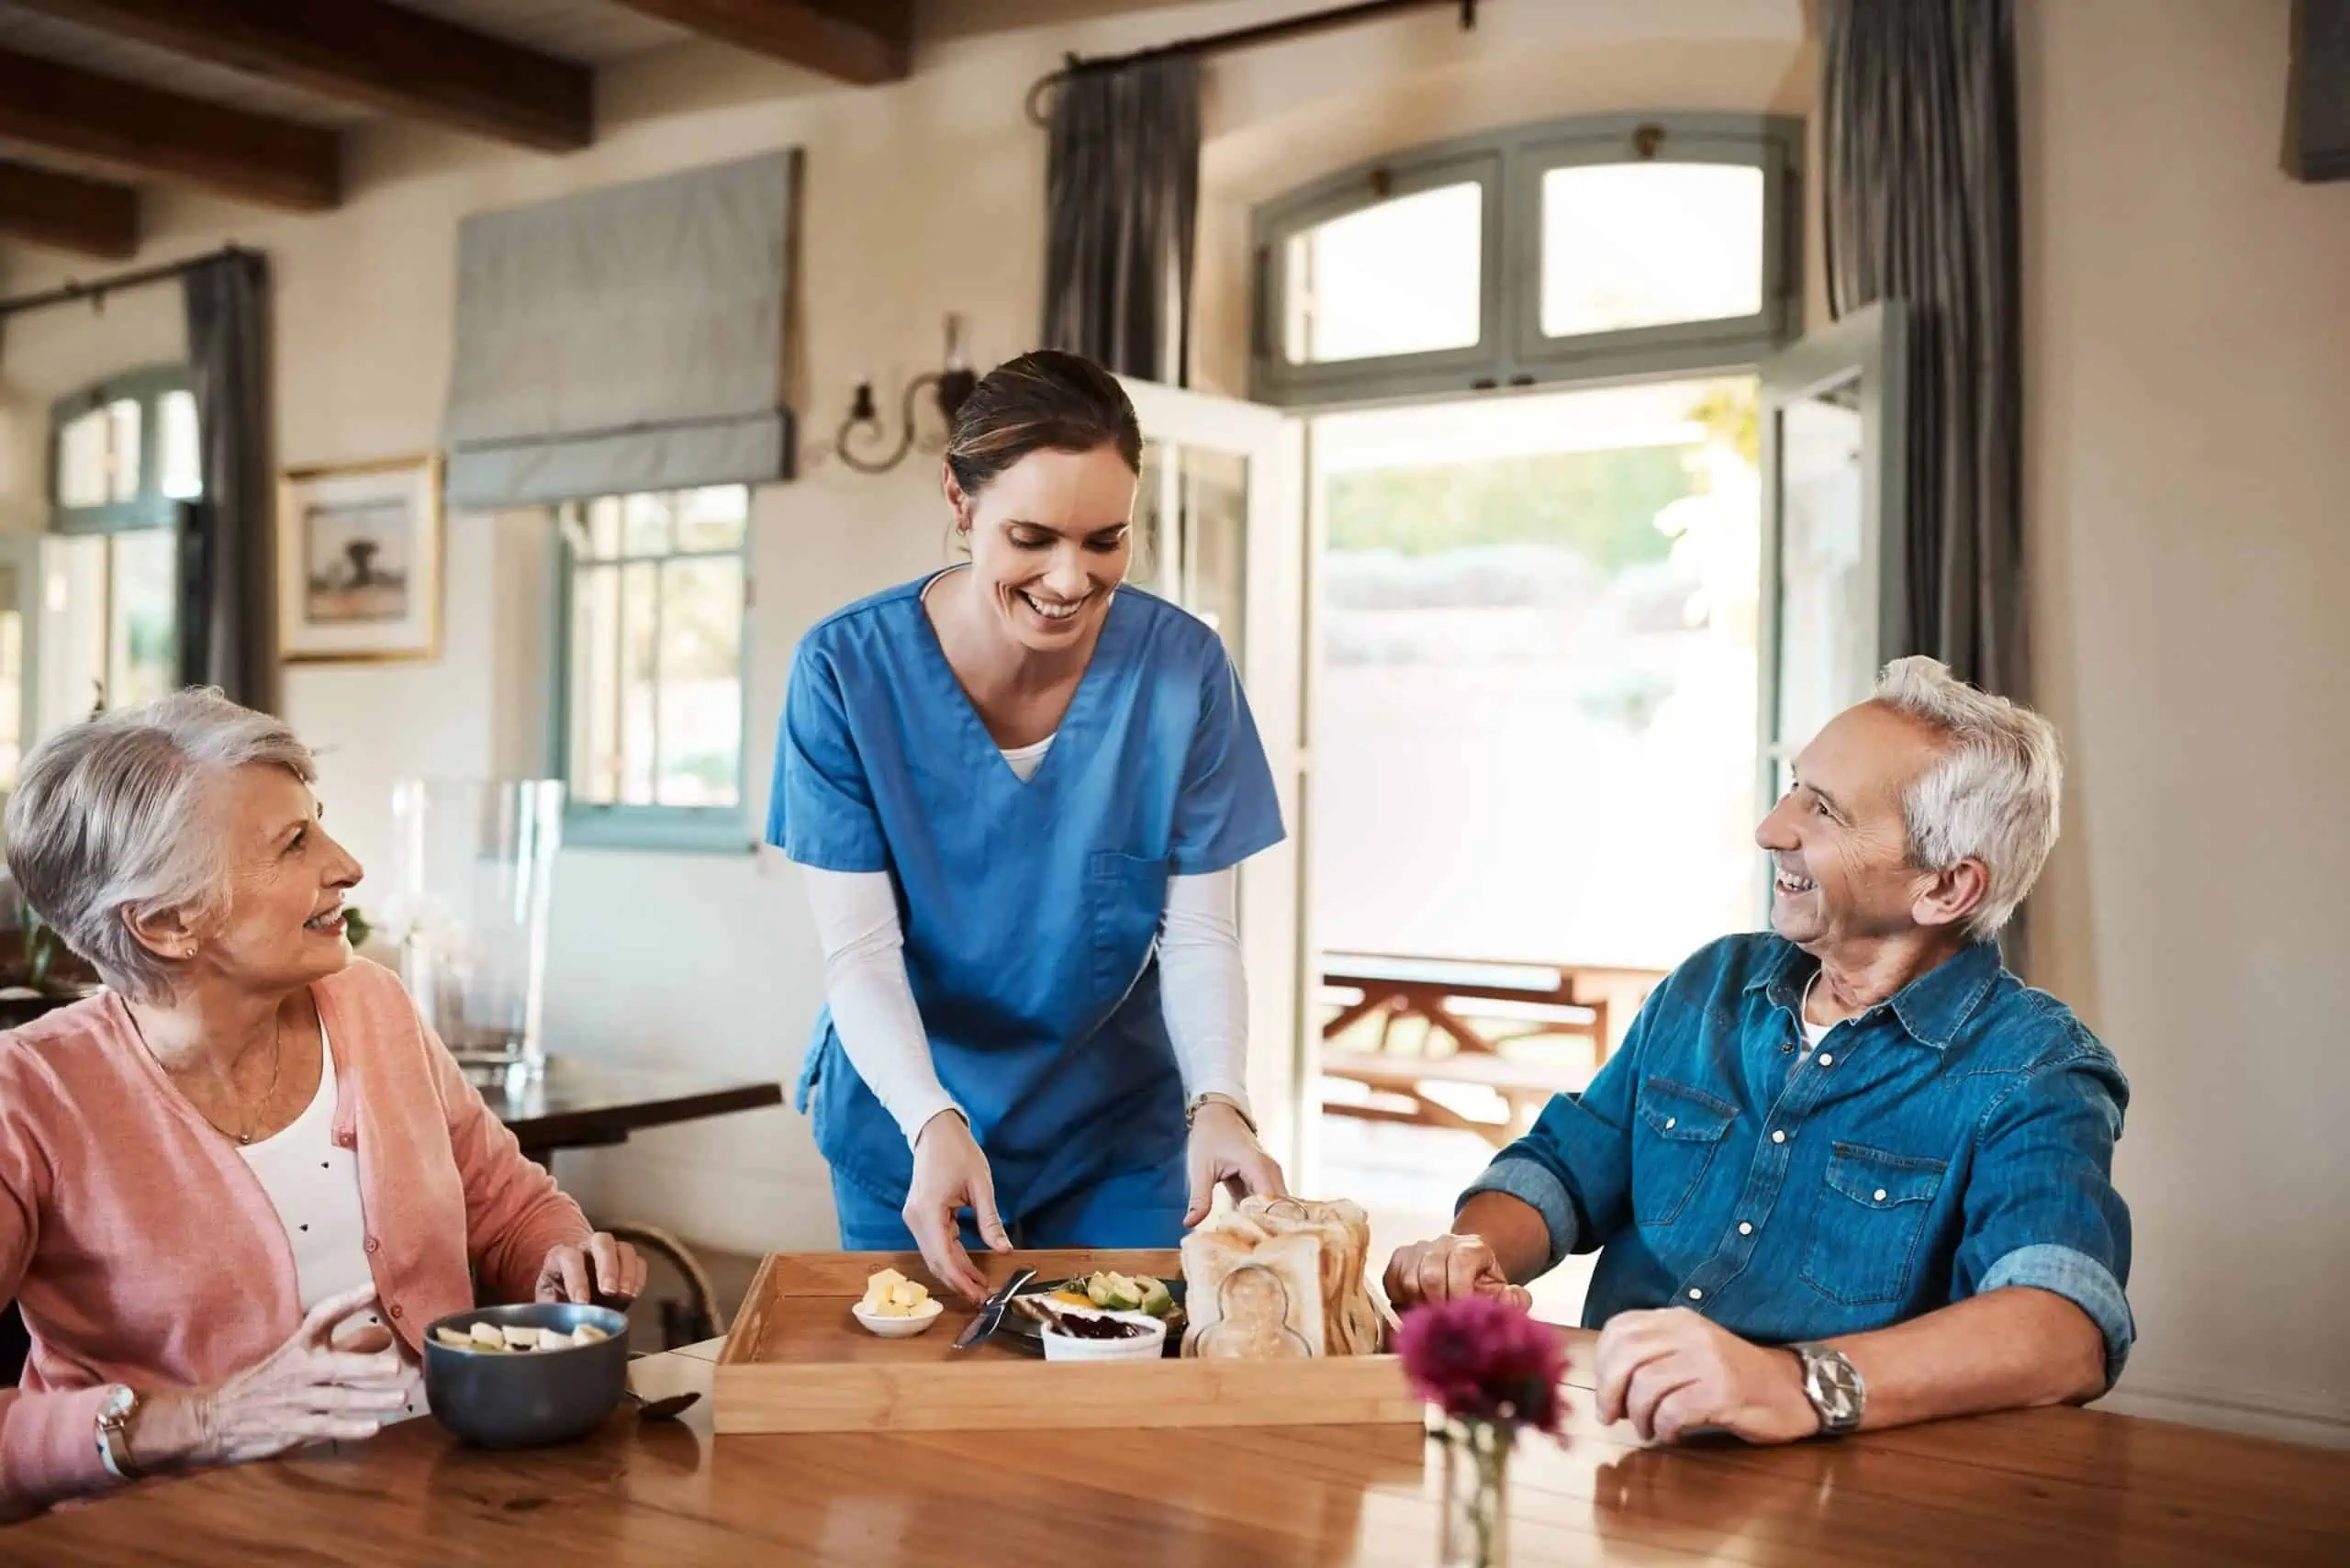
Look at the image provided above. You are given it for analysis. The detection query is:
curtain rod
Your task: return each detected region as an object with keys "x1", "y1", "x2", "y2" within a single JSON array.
[
  {"x1": 0, "y1": 243, "x2": 255, "y2": 322},
  {"x1": 1026, "y1": 0, "x2": 1483, "y2": 125}
]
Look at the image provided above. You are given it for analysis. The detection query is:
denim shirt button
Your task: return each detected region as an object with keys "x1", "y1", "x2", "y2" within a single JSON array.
[
  {"x1": 1738, "y1": 1221, "x2": 1753, "y2": 1236},
  {"x1": 1771, "y1": 1129, "x2": 1787, "y2": 1144},
  {"x1": 1818, "y1": 1053, "x2": 1834, "y2": 1067},
  {"x1": 1687, "y1": 1288, "x2": 1704, "y2": 1301}
]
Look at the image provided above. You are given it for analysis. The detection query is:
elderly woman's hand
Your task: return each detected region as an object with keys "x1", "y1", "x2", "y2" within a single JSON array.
[
  {"x1": 126, "y1": 1285, "x2": 413, "y2": 1473},
  {"x1": 533, "y1": 1232, "x2": 646, "y2": 1305}
]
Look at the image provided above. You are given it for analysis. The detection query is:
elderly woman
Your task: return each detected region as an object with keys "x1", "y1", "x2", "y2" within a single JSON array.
[{"x1": 0, "y1": 690, "x2": 644, "y2": 1518}]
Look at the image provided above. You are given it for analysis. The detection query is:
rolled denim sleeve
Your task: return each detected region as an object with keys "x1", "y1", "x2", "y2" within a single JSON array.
[
  {"x1": 1455, "y1": 990, "x2": 1653, "y2": 1275},
  {"x1": 1954, "y1": 1045, "x2": 2135, "y2": 1386}
]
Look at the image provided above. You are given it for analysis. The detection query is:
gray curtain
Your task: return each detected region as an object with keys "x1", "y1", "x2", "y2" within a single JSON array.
[
  {"x1": 181, "y1": 250, "x2": 275, "y2": 711},
  {"x1": 1042, "y1": 55, "x2": 1201, "y2": 385},
  {"x1": 1822, "y1": 0, "x2": 2025, "y2": 700}
]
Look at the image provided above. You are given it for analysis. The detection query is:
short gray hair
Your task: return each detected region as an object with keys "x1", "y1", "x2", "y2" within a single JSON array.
[
  {"x1": 4, "y1": 689, "x2": 316, "y2": 1003},
  {"x1": 1872, "y1": 656, "x2": 2063, "y2": 942}
]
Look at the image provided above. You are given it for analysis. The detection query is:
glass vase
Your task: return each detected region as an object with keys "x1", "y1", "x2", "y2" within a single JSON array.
[
  {"x1": 384, "y1": 778, "x2": 563, "y2": 1090},
  {"x1": 1437, "y1": 1416, "x2": 1512, "y2": 1567}
]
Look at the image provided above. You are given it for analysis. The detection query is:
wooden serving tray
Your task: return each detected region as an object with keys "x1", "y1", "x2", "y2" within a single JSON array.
[{"x1": 712, "y1": 1249, "x2": 1424, "y2": 1435}]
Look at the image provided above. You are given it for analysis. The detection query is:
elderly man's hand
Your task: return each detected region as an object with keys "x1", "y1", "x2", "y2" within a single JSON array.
[
  {"x1": 534, "y1": 1232, "x2": 647, "y2": 1305},
  {"x1": 1593, "y1": 1308, "x2": 1821, "y2": 1444},
  {"x1": 1382, "y1": 1234, "x2": 1533, "y2": 1311}
]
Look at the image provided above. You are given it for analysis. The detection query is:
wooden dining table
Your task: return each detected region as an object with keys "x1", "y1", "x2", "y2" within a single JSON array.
[{"x1": 9, "y1": 1329, "x2": 2347, "y2": 1565}]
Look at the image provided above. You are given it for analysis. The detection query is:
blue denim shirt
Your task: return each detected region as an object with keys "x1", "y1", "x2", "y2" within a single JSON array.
[{"x1": 1464, "y1": 935, "x2": 2134, "y2": 1383}]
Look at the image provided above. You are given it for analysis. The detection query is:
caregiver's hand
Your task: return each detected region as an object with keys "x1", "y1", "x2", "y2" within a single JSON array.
[
  {"x1": 906, "y1": 1110, "x2": 1013, "y2": 1304},
  {"x1": 1183, "y1": 1100, "x2": 1288, "y2": 1226}
]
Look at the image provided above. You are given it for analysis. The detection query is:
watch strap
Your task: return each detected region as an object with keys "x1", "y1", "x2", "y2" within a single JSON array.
[
  {"x1": 1185, "y1": 1092, "x2": 1256, "y2": 1134},
  {"x1": 94, "y1": 1384, "x2": 143, "y2": 1482}
]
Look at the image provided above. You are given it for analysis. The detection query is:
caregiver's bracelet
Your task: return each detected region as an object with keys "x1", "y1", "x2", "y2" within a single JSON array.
[{"x1": 1184, "y1": 1093, "x2": 1256, "y2": 1134}]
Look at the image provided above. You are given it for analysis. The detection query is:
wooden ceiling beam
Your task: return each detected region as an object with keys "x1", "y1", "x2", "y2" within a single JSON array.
[
  {"x1": 5, "y1": 0, "x2": 593, "y2": 151},
  {"x1": 610, "y1": 0, "x2": 912, "y2": 84},
  {"x1": 0, "y1": 158, "x2": 139, "y2": 258},
  {"x1": 0, "y1": 46, "x2": 338, "y2": 210}
]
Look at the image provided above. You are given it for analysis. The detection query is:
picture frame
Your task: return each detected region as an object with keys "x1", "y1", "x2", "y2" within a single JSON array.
[{"x1": 276, "y1": 454, "x2": 444, "y2": 664}]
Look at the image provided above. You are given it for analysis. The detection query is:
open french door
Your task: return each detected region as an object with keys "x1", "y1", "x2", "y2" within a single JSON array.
[
  {"x1": 1756, "y1": 300, "x2": 1911, "y2": 880},
  {"x1": 1114, "y1": 377, "x2": 1311, "y2": 1177}
]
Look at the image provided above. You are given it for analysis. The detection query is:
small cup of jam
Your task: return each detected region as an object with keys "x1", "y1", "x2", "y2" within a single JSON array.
[{"x1": 1039, "y1": 1308, "x2": 1169, "y2": 1363}]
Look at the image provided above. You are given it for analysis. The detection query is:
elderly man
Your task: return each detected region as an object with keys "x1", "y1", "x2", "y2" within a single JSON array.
[{"x1": 1385, "y1": 657, "x2": 2130, "y2": 1444}]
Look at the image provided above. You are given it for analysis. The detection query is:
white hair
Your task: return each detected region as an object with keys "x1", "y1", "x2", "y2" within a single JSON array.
[
  {"x1": 3, "y1": 689, "x2": 316, "y2": 1003},
  {"x1": 1870, "y1": 657, "x2": 2063, "y2": 942}
]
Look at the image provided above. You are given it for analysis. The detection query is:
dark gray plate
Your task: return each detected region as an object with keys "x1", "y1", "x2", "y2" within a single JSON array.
[{"x1": 998, "y1": 1277, "x2": 1187, "y2": 1358}]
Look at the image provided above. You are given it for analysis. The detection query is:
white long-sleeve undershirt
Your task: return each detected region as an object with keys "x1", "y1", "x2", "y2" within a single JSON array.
[{"x1": 802, "y1": 862, "x2": 1250, "y2": 1146}]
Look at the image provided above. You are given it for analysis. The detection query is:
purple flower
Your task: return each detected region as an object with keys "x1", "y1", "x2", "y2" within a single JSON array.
[{"x1": 1395, "y1": 1294, "x2": 1569, "y2": 1437}]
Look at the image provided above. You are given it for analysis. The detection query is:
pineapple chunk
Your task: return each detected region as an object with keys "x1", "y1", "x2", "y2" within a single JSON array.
[{"x1": 468, "y1": 1322, "x2": 506, "y2": 1350}]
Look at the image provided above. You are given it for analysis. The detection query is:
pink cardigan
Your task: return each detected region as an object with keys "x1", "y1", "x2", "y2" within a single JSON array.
[{"x1": 0, "y1": 959, "x2": 591, "y2": 1514}]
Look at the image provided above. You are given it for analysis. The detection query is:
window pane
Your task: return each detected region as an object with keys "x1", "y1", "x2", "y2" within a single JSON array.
[
  {"x1": 621, "y1": 493, "x2": 673, "y2": 557},
  {"x1": 586, "y1": 498, "x2": 622, "y2": 559},
  {"x1": 158, "y1": 389, "x2": 202, "y2": 500},
  {"x1": 105, "y1": 399, "x2": 142, "y2": 502},
  {"x1": 1540, "y1": 163, "x2": 1764, "y2": 338},
  {"x1": 0, "y1": 567, "x2": 20, "y2": 792},
  {"x1": 675, "y1": 487, "x2": 748, "y2": 553},
  {"x1": 107, "y1": 530, "x2": 176, "y2": 710},
  {"x1": 618, "y1": 561, "x2": 659, "y2": 803},
  {"x1": 567, "y1": 565, "x2": 622, "y2": 803},
  {"x1": 1282, "y1": 182, "x2": 1482, "y2": 364},
  {"x1": 1773, "y1": 382, "x2": 1871, "y2": 756},
  {"x1": 57, "y1": 409, "x2": 111, "y2": 509},
  {"x1": 655, "y1": 556, "x2": 743, "y2": 807}
]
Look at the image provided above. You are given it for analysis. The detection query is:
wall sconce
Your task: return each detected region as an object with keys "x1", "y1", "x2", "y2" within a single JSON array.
[{"x1": 835, "y1": 315, "x2": 979, "y2": 475}]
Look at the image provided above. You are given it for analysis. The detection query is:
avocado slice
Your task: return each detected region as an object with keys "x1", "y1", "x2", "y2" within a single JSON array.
[
  {"x1": 1087, "y1": 1271, "x2": 1143, "y2": 1311},
  {"x1": 1135, "y1": 1276, "x2": 1175, "y2": 1319}
]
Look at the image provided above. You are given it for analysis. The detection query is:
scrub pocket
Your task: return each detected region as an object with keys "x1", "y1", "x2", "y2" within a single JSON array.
[
  {"x1": 1632, "y1": 1076, "x2": 1738, "y2": 1226},
  {"x1": 1089, "y1": 850, "x2": 1170, "y2": 1000},
  {"x1": 1801, "y1": 1142, "x2": 1947, "y2": 1305}
]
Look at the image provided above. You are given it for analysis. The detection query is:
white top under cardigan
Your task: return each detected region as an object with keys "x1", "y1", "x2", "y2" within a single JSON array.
[{"x1": 237, "y1": 1019, "x2": 422, "y2": 1418}]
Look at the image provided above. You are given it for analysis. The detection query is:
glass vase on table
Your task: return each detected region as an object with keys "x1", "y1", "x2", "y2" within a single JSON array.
[
  {"x1": 384, "y1": 778, "x2": 564, "y2": 1093},
  {"x1": 1396, "y1": 1294, "x2": 1570, "y2": 1568}
]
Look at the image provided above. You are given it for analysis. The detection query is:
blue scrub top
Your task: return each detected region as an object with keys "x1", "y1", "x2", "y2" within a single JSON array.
[{"x1": 768, "y1": 574, "x2": 1286, "y2": 1220}]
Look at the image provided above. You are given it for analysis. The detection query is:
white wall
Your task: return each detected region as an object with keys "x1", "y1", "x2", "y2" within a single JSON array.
[{"x1": 2021, "y1": 0, "x2": 2350, "y2": 1446}]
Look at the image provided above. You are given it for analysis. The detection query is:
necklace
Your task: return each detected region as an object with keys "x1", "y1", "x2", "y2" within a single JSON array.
[
  {"x1": 232, "y1": 1022, "x2": 286, "y2": 1145},
  {"x1": 133, "y1": 1009, "x2": 287, "y2": 1146}
]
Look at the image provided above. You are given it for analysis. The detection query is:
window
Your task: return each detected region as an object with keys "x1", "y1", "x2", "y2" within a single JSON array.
[
  {"x1": 1253, "y1": 114, "x2": 1798, "y2": 405},
  {"x1": 46, "y1": 367, "x2": 197, "y2": 717},
  {"x1": 554, "y1": 487, "x2": 751, "y2": 852}
]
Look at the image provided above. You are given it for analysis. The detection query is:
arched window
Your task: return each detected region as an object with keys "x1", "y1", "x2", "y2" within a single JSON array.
[{"x1": 1252, "y1": 113, "x2": 1800, "y2": 405}]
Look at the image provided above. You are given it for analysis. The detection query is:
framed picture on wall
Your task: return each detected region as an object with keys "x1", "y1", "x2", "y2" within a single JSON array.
[{"x1": 276, "y1": 454, "x2": 443, "y2": 664}]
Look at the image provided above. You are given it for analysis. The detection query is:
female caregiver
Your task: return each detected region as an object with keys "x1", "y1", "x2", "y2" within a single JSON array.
[{"x1": 769, "y1": 349, "x2": 1290, "y2": 1299}]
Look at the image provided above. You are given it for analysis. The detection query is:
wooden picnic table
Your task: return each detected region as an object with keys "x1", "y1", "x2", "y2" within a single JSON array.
[{"x1": 1319, "y1": 954, "x2": 1665, "y2": 1147}]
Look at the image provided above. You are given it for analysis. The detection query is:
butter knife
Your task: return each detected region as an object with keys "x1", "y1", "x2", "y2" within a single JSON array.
[{"x1": 951, "y1": 1267, "x2": 1036, "y2": 1350}]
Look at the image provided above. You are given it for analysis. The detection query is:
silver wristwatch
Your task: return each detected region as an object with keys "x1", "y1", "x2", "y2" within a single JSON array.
[{"x1": 1787, "y1": 1342, "x2": 1865, "y2": 1436}]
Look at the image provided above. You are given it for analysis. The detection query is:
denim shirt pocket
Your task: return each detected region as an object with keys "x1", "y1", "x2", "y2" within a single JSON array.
[
  {"x1": 1801, "y1": 1142, "x2": 1948, "y2": 1305},
  {"x1": 1632, "y1": 1076, "x2": 1738, "y2": 1226},
  {"x1": 1090, "y1": 850, "x2": 1171, "y2": 1001}
]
